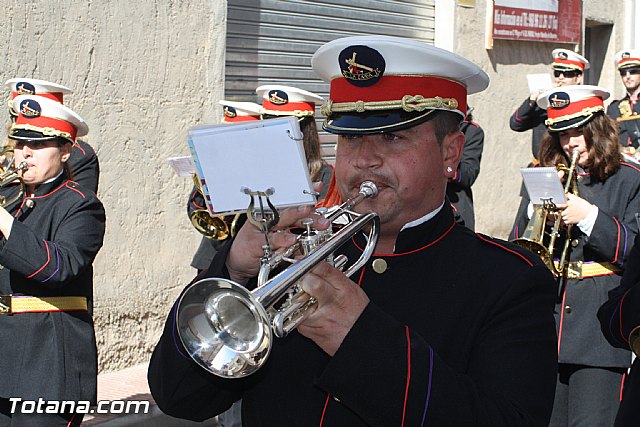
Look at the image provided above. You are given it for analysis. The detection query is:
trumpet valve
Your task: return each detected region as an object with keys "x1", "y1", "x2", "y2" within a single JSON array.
[{"x1": 299, "y1": 218, "x2": 321, "y2": 256}]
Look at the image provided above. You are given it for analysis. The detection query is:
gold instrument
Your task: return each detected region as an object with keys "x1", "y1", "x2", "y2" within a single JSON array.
[
  {"x1": 189, "y1": 174, "x2": 242, "y2": 240},
  {"x1": 512, "y1": 149, "x2": 580, "y2": 275},
  {"x1": 0, "y1": 161, "x2": 28, "y2": 208},
  {"x1": 175, "y1": 181, "x2": 379, "y2": 378},
  {"x1": 0, "y1": 145, "x2": 15, "y2": 175}
]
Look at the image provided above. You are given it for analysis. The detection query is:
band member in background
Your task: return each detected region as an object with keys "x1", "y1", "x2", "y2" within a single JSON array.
[
  {"x1": 188, "y1": 100, "x2": 262, "y2": 273},
  {"x1": 149, "y1": 35, "x2": 558, "y2": 426},
  {"x1": 0, "y1": 95, "x2": 105, "y2": 426},
  {"x1": 5, "y1": 78, "x2": 100, "y2": 193},
  {"x1": 256, "y1": 84, "x2": 333, "y2": 199},
  {"x1": 509, "y1": 49, "x2": 589, "y2": 162},
  {"x1": 4, "y1": 78, "x2": 100, "y2": 193},
  {"x1": 598, "y1": 233, "x2": 640, "y2": 427},
  {"x1": 447, "y1": 106, "x2": 484, "y2": 230},
  {"x1": 509, "y1": 85, "x2": 640, "y2": 426},
  {"x1": 607, "y1": 50, "x2": 640, "y2": 152}
]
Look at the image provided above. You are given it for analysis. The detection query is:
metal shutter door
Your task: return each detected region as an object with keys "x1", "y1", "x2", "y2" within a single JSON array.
[{"x1": 226, "y1": 0, "x2": 436, "y2": 161}]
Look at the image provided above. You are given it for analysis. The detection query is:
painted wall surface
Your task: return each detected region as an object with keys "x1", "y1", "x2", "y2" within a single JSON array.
[
  {"x1": 0, "y1": 0, "x2": 631, "y2": 373},
  {"x1": 0, "y1": 1, "x2": 227, "y2": 371}
]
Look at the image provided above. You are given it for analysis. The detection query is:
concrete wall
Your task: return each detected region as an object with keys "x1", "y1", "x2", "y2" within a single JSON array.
[
  {"x1": 455, "y1": 0, "x2": 629, "y2": 238},
  {"x1": 0, "y1": 0, "x2": 227, "y2": 371}
]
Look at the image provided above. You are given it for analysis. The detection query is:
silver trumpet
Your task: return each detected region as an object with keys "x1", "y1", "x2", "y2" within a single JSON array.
[{"x1": 176, "y1": 181, "x2": 379, "y2": 378}]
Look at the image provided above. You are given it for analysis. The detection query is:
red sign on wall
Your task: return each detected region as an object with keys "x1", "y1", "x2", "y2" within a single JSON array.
[{"x1": 493, "y1": 0, "x2": 581, "y2": 44}]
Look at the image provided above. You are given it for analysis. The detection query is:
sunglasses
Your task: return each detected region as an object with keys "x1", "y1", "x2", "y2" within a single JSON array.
[
  {"x1": 619, "y1": 68, "x2": 640, "y2": 77},
  {"x1": 553, "y1": 69, "x2": 581, "y2": 78}
]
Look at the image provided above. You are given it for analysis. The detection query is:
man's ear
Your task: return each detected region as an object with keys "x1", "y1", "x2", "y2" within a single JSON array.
[
  {"x1": 60, "y1": 143, "x2": 72, "y2": 162},
  {"x1": 442, "y1": 130, "x2": 464, "y2": 166}
]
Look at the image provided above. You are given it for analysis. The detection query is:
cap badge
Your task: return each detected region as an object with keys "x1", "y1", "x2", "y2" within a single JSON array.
[
  {"x1": 19, "y1": 100, "x2": 41, "y2": 118},
  {"x1": 549, "y1": 92, "x2": 570, "y2": 109},
  {"x1": 268, "y1": 90, "x2": 289, "y2": 105},
  {"x1": 16, "y1": 82, "x2": 36, "y2": 95},
  {"x1": 558, "y1": 51, "x2": 569, "y2": 60},
  {"x1": 223, "y1": 106, "x2": 237, "y2": 118},
  {"x1": 623, "y1": 52, "x2": 631, "y2": 59},
  {"x1": 339, "y1": 45, "x2": 385, "y2": 87}
]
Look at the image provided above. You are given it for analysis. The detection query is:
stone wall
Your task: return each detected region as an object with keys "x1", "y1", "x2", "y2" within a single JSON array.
[{"x1": 0, "y1": 0, "x2": 227, "y2": 371}]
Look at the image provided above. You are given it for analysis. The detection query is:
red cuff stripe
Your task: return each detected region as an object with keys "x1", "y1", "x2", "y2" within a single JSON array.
[{"x1": 26, "y1": 240, "x2": 51, "y2": 279}]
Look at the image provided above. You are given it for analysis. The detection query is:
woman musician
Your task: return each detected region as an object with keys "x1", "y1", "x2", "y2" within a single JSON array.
[
  {"x1": 0, "y1": 95, "x2": 105, "y2": 426},
  {"x1": 509, "y1": 85, "x2": 640, "y2": 426}
]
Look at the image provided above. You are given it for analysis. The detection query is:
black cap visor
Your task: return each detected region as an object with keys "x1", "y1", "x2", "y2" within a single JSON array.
[
  {"x1": 322, "y1": 108, "x2": 462, "y2": 135},
  {"x1": 547, "y1": 111, "x2": 601, "y2": 133}
]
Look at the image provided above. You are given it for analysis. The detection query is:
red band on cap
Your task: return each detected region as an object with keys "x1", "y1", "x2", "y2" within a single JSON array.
[
  {"x1": 262, "y1": 99, "x2": 315, "y2": 113},
  {"x1": 553, "y1": 58, "x2": 585, "y2": 70},
  {"x1": 330, "y1": 76, "x2": 467, "y2": 114},
  {"x1": 15, "y1": 114, "x2": 77, "y2": 141},
  {"x1": 11, "y1": 92, "x2": 64, "y2": 103},
  {"x1": 222, "y1": 116, "x2": 261, "y2": 123},
  {"x1": 547, "y1": 97, "x2": 603, "y2": 121},
  {"x1": 618, "y1": 58, "x2": 640, "y2": 67}
]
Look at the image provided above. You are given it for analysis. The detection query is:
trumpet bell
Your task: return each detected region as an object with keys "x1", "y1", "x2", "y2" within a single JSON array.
[{"x1": 177, "y1": 278, "x2": 272, "y2": 378}]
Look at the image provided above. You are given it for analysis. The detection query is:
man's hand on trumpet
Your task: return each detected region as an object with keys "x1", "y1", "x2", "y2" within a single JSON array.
[
  {"x1": 225, "y1": 182, "x2": 329, "y2": 285},
  {"x1": 297, "y1": 261, "x2": 369, "y2": 357}
]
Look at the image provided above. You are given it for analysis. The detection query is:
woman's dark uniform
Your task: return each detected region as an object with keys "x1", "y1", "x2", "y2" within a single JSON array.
[{"x1": 0, "y1": 174, "x2": 105, "y2": 405}]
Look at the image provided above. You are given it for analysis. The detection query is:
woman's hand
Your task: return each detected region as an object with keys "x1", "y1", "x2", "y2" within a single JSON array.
[
  {"x1": 559, "y1": 193, "x2": 594, "y2": 226},
  {"x1": 0, "y1": 205, "x2": 14, "y2": 239}
]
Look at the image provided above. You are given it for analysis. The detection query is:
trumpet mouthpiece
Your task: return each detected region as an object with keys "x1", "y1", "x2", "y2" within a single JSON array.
[{"x1": 359, "y1": 181, "x2": 378, "y2": 198}]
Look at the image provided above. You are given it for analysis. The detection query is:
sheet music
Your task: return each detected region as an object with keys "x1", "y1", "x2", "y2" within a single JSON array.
[
  {"x1": 521, "y1": 167, "x2": 566, "y2": 205},
  {"x1": 527, "y1": 73, "x2": 553, "y2": 94},
  {"x1": 165, "y1": 156, "x2": 196, "y2": 177},
  {"x1": 187, "y1": 117, "x2": 315, "y2": 214}
]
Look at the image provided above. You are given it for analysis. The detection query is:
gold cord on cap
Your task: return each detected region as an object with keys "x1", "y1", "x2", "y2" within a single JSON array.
[
  {"x1": 544, "y1": 106, "x2": 604, "y2": 126},
  {"x1": 10, "y1": 123, "x2": 72, "y2": 139},
  {"x1": 321, "y1": 95, "x2": 459, "y2": 116}
]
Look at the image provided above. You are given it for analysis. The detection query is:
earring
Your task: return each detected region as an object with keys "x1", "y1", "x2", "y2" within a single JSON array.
[{"x1": 446, "y1": 166, "x2": 453, "y2": 173}]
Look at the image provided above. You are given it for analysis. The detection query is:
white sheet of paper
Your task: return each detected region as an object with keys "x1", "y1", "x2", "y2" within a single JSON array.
[
  {"x1": 188, "y1": 117, "x2": 315, "y2": 215},
  {"x1": 521, "y1": 167, "x2": 567, "y2": 205},
  {"x1": 166, "y1": 156, "x2": 196, "y2": 177},
  {"x1": 526, "y1": 73, "x2": 553, "y2": 94}
]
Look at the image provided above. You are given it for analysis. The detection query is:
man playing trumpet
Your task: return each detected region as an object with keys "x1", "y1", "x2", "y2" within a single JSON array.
[{"x1": 149, "y1": 36, "x2": 558, "y2": 426}]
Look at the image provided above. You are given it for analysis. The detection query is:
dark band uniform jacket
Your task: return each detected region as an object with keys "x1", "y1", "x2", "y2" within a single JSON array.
[
  {"x1": 607, "y1": 49, "x2": 640, "y2": 149},
  {"x1": 510, "y1": 161, "x2": 640, "y2": 368},
  {"x1": 148, "y1": 203, "x2": 558, "y2": 426},
  {"x1": 598, "y1": 234, "x2": 640, "y2": 426},
  {"x1": 607, "y1": 96, "x2": 640, "y2": 149},
  {"x1": 447, "y1": 118, "x2": 483, "y2": 230},
  {"x1": 69, "y1": 139, "x2": 100, "y2": 193},
  {"x1": 509, "y1": 98, "x2": 548, "y2": 159},
  {"x1": 0, "y1": 173, "x2": 105, "y2": 403}
]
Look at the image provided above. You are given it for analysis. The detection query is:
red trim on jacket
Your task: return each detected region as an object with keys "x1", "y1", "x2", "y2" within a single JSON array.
[
  {"x1": 475, "y1": 234, "x2": 534, "y2": 267},
  {"x1": 26, "y1": 240, "x2": 51, "y2": 279},
  {"x1": 401, "y1": 325, "x2": 412, "y2": 427}
]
